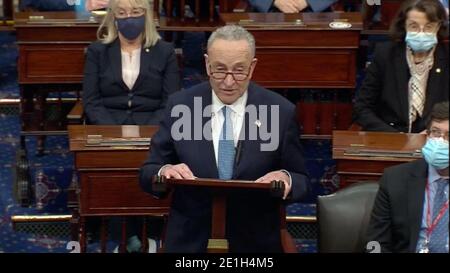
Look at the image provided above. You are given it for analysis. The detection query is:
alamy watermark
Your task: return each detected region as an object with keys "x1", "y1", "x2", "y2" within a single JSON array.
[
  {"x1": 366, "y1": 0, "x2": 381, "y2": 6},
  {"x1": 170, "y1": 97, "x2": 280, "y2": 152},
  {"x1": 66, "y1": 0, "x2": 81, "y2": 6}
]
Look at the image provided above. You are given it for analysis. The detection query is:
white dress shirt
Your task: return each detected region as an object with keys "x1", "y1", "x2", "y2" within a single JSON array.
[
  {"x1": 211, "y1": 90, "x2": 247, "y2": 165},
  {"x1": 121, "y1": 48, "x2": 141, "y2": 90}
]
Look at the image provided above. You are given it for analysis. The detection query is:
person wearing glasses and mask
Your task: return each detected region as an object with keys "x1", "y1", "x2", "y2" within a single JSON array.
[
  {"x1": 82, "y1": 0, "x2": 179, "y2": 253},
  {"x1": 353, "y1": 0, "x2": 448, "y2": 133},
  {"x1": 139, "y1": 25, "x2": 310, "y2": 253},
  {"x1": 367, "y1": 101, "x2": 449, "y2": 253},
  {"x1": 82, "y1": 0, "x2": 180, "y2": 125}
]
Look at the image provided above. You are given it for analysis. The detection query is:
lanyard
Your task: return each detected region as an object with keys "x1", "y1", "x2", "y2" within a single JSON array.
[{"x1": 425, "y1": 180, "x2": 449, "y2": 241}]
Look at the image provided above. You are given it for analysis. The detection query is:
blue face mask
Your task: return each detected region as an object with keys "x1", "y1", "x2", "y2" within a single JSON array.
[
  {"x1": 116, "y1": 15, "x2": 145, "y2": 40},
  {"x1": 405, "y1": 31, "x2": 438, "y2": 52},
  {"x1": 421, "y1": 138, "x2": 449, "y2": 170}
]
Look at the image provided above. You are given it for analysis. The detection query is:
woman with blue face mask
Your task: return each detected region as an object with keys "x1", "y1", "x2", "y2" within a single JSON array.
[
  {"x1": 82, "y1": 0, "x2": 179, "y2": 252},
  {"x1": 354, "y1": 0, "x2": 448, "y2": 133},
  {"x1": 83, "y1": 0, "x2": 180, "y2": 126}
]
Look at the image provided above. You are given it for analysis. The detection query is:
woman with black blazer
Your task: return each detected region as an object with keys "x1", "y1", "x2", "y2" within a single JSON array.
[
  {"x1": 353, "y1": 0, "x2": 448, "y2": 133},
  {"x1": 82, "y1": 0, "x2": 178, "y2": 253},
  {"x1": 82, "y1": 0, "x2": 180, "y2": 125}
]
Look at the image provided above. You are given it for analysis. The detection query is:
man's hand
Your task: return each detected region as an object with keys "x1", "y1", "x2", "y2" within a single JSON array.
[
  {"x1": 273, "y1": 0, "x2": 309, "y2": 13},
  {"x1": 255, "y1": 170, "x2": 291, "y2": 199},
  {"x1": 85, "y1": 0, "x2": 109, "y2": 11},
  {"x1": 160, "y1": 163, "x2": 195, "y2": 179},
  {"x1": 294, "y1": 0, "x2": 309, "y2": 11},
  {"x1": 273, "y1": 0, "x2": 300, "y2": 13}
]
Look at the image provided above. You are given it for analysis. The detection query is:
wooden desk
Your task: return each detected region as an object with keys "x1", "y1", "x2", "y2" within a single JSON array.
[
  {"x1": 68, "y1": 125, "x2": 170, "y2": 252},
  {"x1": 333, "y1": 130, "x2": 426, "y2": 188},
  {"x1": 220, "y1": 12, "x2": 363, "y2": 88}
]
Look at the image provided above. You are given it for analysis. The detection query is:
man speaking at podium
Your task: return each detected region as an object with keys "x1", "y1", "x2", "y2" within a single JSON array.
[{"x1": 139, "y1": 25, "x2": 310, "y2": 253}]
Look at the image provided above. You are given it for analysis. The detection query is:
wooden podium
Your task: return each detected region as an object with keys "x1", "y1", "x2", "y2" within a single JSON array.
[{"x1": 153, "y1": 176, "x2": 297, "y2": 253}]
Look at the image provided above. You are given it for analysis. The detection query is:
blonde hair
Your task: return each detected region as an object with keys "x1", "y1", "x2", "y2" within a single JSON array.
[{"x1": 97, "y1": 0, "x2": 160, "y2": 48}]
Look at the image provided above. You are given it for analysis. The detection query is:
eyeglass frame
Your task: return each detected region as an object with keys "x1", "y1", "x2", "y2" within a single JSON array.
[
  {"x1": 427, "y1": 127, "x2": 449, "y2": 140},
  {"x1": 208, "y1": 65, "x2": 253, "y2": 82},
  {"x1": 113, "y1": 7, "x2": 146, "y2": 19},
  {"x1": 405, "y1": 21, "x2": 441, "y2": 33}
]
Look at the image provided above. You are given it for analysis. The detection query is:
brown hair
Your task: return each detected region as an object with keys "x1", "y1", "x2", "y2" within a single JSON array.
[
  {"x1": 389, "y1": 0, "x2": 449, "y2": 42},
  {"x1": 427, "y1": 101, "x2": 449, "y2": 129}
]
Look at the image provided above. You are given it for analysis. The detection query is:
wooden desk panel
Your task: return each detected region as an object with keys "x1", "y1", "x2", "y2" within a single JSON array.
[
  {"x1": 333, "y1": 130, "x2": 426, "y2": 188},
  {"x1": 80, "y1": 171, "x2": 170, "y2": 216},
  {"x1": 220, "y1": 12, "x2": 362, "y2": 88},
  {"x1": 68, "y1": 125, "x2": 168, "y2": 217},
  {"x1": 19, "y1": 44, "x2": 88, "y2": 83},
  {"x1": 254, "y1": 49, "x2": 355, "y2": 88},
  {"x1": 68, "y1": 125, "x2": 168, "y2": 252}
]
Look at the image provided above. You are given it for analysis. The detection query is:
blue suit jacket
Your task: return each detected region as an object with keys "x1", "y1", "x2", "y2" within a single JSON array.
[
  {"x1": 20, "y1": 0, "x2": 87, "y2": 11},
  {"x1": 139, "y1": 81, "x2": 310, "y2": 253},
  {"x1": 249, "y1": 0, "x2": 337, "y2": 12},
  {"x1": 82, "y1": 39, "x2": 180, "y2": 125}
]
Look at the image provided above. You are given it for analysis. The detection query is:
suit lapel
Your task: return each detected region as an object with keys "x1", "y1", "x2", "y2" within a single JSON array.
[
  {"x1": 131, "y1": 45, "x2": 150, "y2": 91},
  {"x1": 108, "y1": 39, "x2": 129, "y2": 91},
  {"x1": 423, "y1": 44, "x2": 446, "y2": 115},
  {"x1": 233, "y1": 85, "x2": 258, "y2": 179},
  {"x1": 394, "y1": 44, "x2": 410, "y2": 124},
  {"x1": 197, "y1": 84, "x2": 219, "y2": 178},
  {"x1": 407, "y1": 159, "x2": 428, "y2": 252}
]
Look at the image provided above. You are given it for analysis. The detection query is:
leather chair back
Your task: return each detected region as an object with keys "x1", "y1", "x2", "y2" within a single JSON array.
[{"x1": 317, "y1": 182, "x2": 379, "y2": 253}]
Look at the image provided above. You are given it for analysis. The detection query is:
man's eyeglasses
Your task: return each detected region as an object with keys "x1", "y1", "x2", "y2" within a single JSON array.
[
  {"x1": 114, "y1": 7, "x2": 145, "y2": 19},
  {"x1": 427, "y1": 128, "x2": 449, "y2": 140},
  {"x1": 209, "y1": 66, "x2": 251, "y2": 82}
]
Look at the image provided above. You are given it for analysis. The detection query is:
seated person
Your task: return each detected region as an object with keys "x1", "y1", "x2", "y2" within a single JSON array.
[
  {"x1": 366, "y1": 101, "x2": 449, "y2": 253},
  {"x1": 82, "y1": 0, "x2": 179, "y2": 252},
  {"x1": 353, "y1": 0, "x2": 449, "y2": 133},
  {"x1": 82, "y1": 0, "x2": 180, "y2": 125},
  {"x1": 20, "y1": 0, "x2": 108, "y2": 11},
  {"x1": 248, "y1": 0, "x2": 338, "y2": 13}
]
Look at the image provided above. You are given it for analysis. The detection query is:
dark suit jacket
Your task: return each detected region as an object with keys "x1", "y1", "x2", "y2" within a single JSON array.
[
  {"x1": 139, "y1": 81, "x2": 310, "y2": 253},
  {"x1": 20, "y1": 0, "x2": 89, "y2": 11},
  {"x1": 366, "y1": 159, "x2": 429, "y2": 253},
  {"x1": 353, "y1": 41, "x2": 449, "y2": 133},
  {"x1": 249, "y1": 0, "x2": 337, "y2": 12},
  {"x1": 82, "y1": 39, "x2": 180, "y2": 125}
]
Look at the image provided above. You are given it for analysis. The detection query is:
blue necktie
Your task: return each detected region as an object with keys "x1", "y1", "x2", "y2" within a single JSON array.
[
  {"x1": 218, "y1": 106, "x2": 235, "y2": 180},
  {"x1": 428, "y1": 178, "x2": 449, "y2": 253}
]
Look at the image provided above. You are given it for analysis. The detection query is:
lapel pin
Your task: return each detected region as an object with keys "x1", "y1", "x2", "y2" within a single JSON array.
[
  {"x1": 254, "y1": 120, "x2": 262, "y2": 127},
  {"x1": 145, "y1": 48, "x2": 149, "y2": 53},
  {"x1": 436, "y1": 68, "x2": 441, "y2": 73}
]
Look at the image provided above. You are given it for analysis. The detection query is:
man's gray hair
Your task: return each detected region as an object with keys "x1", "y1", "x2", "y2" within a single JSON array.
[{"x1": 207, "y1": 25, "x2": 256, "y2": 57}]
